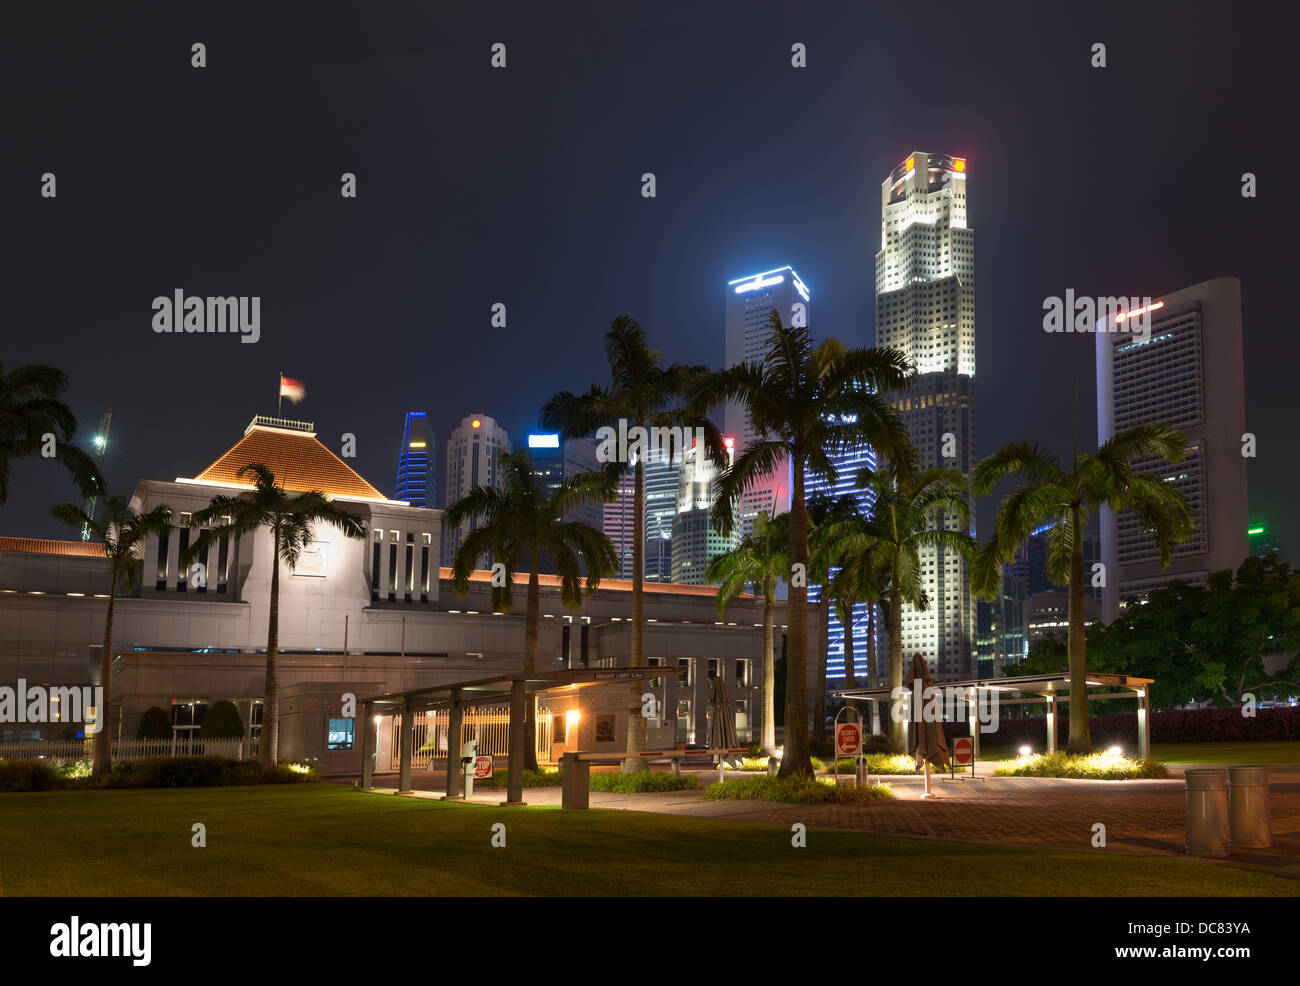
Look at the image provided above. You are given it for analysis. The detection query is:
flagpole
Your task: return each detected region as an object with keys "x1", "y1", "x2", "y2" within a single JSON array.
[{"x1": 277, "y1": 370, "x2": 282, "y2": 417}]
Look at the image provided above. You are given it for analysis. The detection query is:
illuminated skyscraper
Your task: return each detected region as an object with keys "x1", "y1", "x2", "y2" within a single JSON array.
[
  {"x1": 875, "y1": 151, "x2": 977, "y2": 680},
  {"x1": 1096, "y1": 277, "x2": 1248, "y2": 620},
  {"x1": 394, "y1": 411, "x2": 435, "y2": 509},
  {"x1": 529, "y1": 432, "x2": 602, "y2": 575},
  {"x1": 724, "y1": 266, "x2": 810, "y2": 539},
  {"x1": 442, "y1": 413, "x2": 511, "y2": 567}
]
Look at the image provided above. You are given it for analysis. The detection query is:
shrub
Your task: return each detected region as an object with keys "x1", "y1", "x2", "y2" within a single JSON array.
[
  {"x1": 49, "y1": 758, "x2": 92, "y2": 779},
  {"x1": 968, "y1": 705, "x2": 1300, "y2": 748},
  {"x1": 993, "y1": 751, "x2": 1170, "y2": 780},
  {"x1": 199, "y1": 700, "x2": 244, "y2": 739},
  {"x1": 136, "y1": 706, "x2": 173, "y2": 739},
  {"x1": 704, "y1": 775, "x2": 893, "y2": 804},
  {"x1": 485, "y1": 768, "x2": 563, "y2": 788},
  {"x1": 734, "y1": 755, "x2": 826, "y2": 772},
  {"x1": 589, "y1": 771, "x2": 699, "y2": 793},
  {"x1": 131, "y1": 756, "x2": 227, "y2": 787},
  {"x1": 0, "y1": 759, "x2": 61, "y2": 792}
]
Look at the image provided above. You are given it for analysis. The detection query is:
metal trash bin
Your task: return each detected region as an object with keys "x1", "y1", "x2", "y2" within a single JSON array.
[
  {"x1": 1184, "y1": 768, "x2": 1230, "y2": 857},
  {"x1": 1228, "y1": 765, "x2": 1272, "y2": 849},
  {"x1": 561, "y1": 752, "x2": 589, "y2": 810}
]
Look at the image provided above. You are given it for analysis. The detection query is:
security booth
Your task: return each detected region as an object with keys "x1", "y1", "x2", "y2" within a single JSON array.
[
  {"x1": 360, "y1": 665, "x2": 681, "y2": 805},
  {"x1": 278, "y1": 680, "x2": 386, "y2": 774}
]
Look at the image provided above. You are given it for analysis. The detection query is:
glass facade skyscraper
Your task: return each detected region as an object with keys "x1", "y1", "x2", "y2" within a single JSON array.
[{"x1": 394, "y1": 411, "x2": 435, "y2": 509}]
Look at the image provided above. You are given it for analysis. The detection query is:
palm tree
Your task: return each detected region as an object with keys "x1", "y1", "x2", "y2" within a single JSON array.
[
  {"x1": 822, "y1": 465, "x2": 975, "y2": 753},
  {"x1": 689, "y1": 312, "x2": 917, "y2": 774},
  {"x1": 1, "y1": 363, "x2": 103, "y2": 505},
  {"x1": 444, "y1": 448, "x2": 618, "y2": 771},
  {"x1": 541, "y1": 316, "x2": 720, "y2": 772},
  {"x1": 706, "y1": 512, "x2": 789, "y2": 755},
  {"x1": 971, "y1": 420, "x2": 1193, "y2": 752},
  {"x1": 805, "y1": 492, "x2": 857, "y2": 745},
  {"x1": 52, "y1": 494, "x2": 173, "y2": 775},
  {"x1": 181, "y1": 463, "x2": 366, "y2": 765}
]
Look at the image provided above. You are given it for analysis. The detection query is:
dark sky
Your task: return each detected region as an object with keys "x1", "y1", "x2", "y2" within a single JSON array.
[{"x1": 3, "y1": 1, "x2": 1297, "y2": 558}]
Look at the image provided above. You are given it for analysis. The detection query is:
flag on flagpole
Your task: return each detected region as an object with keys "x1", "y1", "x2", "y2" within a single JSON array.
[{"x1": 279, "y1": 375, "x2": 306, "y2": 404}]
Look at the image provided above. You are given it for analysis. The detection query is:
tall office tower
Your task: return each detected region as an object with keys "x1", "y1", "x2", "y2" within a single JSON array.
[
  {"x1": 724, "y1": 266, "x2": 810, "y2": 539},
  {"x1": 394, "y1": 411, "x2": 436, "y2": 509},
  {"x1": 1018, "y1": 523, "x2": 1102, "y2": 606},
  {"x1": 528, "y1": 432, "x2": 603, "y2": 574},
  {"x1": 601, "y1": 448, "x2": 682, "y2": 581},
  {"x1": 1096, "y1": 277, "x2": 1248, "y2": 622},
  {"x1": 874, "y1": 151, "x2": 976, "y2": 680},
  {"x1": 442, "y1": 414, "x2": 511, "y2": 567},
  {"x1": 976, "y1": 566, "x2": 1027, "y2": 678},
  {"x1": 671, "y1": 439, "x2": 738, "y2": 585},
  {"x1": 806, "y1": 438, "x2": 878, "y2": 684}
]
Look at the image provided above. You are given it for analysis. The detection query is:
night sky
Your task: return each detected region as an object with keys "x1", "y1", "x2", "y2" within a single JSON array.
[{"x1": 3, "y1": 1, "x2": 1297, "y2": 558}]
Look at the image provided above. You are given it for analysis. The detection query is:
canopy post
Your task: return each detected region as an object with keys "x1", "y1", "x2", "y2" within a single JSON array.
[
  {"x1": 444, "y1": 690, "x2": 463, "y2": 799},
  {"x1": 398, "y1": 699, "x2": 414, "y2": 793}
]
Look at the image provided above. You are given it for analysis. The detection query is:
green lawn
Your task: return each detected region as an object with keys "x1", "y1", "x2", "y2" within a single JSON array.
[
  {"x1": 977, "y1": 742, "x2": 1300, "y2": 765},
  {"x1": 1, "y1": 784, "x2": 1295, "y2": 897}
]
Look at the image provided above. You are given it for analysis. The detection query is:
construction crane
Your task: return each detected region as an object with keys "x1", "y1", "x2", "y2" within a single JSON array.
[{"x1": 81, "y1": 409, "x2": 113, "y2": 541}]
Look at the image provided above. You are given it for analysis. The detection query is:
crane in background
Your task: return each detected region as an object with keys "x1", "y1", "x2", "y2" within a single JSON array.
[{"x1": 81, "y1": 409, "x2": 113, "y2": 541}]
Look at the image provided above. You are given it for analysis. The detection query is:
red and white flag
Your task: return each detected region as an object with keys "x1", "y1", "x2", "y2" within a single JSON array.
[{"x1": 279, "y1": 375, "x2": 306, "y2": 404}]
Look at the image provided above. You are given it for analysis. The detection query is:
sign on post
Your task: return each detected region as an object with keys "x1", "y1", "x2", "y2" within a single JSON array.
[
  {"x1": 473, "y1": 755, "x2": 493, "y2": 779},
  {"x1": 835, "y1": 721, "x2": 862, "y2": 758},
  {"x1": 952, "y1": 736, "x2": 974, "y2": 777}
]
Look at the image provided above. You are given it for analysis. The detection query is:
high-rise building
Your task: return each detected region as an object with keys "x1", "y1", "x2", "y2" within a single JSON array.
[
  {"x1": 976, "y1": 566, "x2": 1027, "y2": 678},
  {"x1": 394, "y1": 411, "x2": 436, "y2": 509},
  {"x1": 725, "y1": 266, "x2": 809, "y2": 539},
  {"x1": 1096, "y1": 277, "x2": 1248, "y2": 622},
  {"x1": 874, "y1": 151, "x2": 976, "y2": 680},
  {"x1": 1017, "y1": 522, "x2": 1102, "y2": 606},
  {"x1": 529, "y1": 432, "x2": 603, "y2": 574},
  {"x1": 1248, "y1": 521, "x2": 1284, "y2": 563},
  {"x1": 602, "y1": 447, "x2": 681, "y2": 582},
  {"x1": 671, "y1": 440, "x2": 738, "y2": 585},
  {"x1": 807, "y1": 436, "x2": 878, "y2": 685},
  {"x1": 442, "y1": 414, "x2": 511, "y2": 567}
]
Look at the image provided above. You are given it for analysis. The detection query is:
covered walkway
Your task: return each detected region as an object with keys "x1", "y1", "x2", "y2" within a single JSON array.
[
  {"x1": 835, "y1": 671, "x2": 1155, "y2": 759},
  {"x1": 361, "y1": 665, "x2": 676, "y2": 805}
]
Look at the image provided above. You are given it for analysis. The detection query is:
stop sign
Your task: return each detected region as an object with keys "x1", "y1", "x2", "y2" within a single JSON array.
[
  {"x1": 953, "y1": 736, "x2": 974, "y2": 766},
  {"x1": 835, "y1": 722, "x2": 862, "y2": 757},
  {"x1": 473, "y1": 755, "x2": 494, "y2": 778}
]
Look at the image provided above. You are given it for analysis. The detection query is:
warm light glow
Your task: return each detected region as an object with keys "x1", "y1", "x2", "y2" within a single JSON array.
[
  {"x1": 566, "y1": 709, "x2": 580, "y2": 730},
  {"x1": 471, "y1": 418, "x2": 481, "y2": 429},
  {"x1": 904, "y1": 156, "x2": 914, "y2": 171},
  {"x1": 1018, "y1": 745, "x2": 1031, "y2": 757},
  {"x1": 1106, "y1": 745, "x2": 1122, "y2": 758},
  {"x1": 408, "y1": 441, "x2": 426, "y2": 448},
  {"x1": 723, "y1": 436, "x2": 734, "y2": 449},
  {"x1": 952, "y1": 158, "x2": 966, "y2": 173},
  {"x1": 1114, "y1": 300, "x2": 1165, "y2": 323}
]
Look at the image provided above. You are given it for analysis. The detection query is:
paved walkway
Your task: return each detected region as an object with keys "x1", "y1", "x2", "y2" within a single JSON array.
[{"x1": 344, "y1": 765, "x2": 1300, "y2": 879}]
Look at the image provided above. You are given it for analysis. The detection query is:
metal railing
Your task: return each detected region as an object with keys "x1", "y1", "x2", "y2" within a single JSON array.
[
  {"x1": 0, "y1": 737, "x2": 253, "y2": 762},
  {"x1": 391, "y1": 708, "x2": 555, "y2": 770}
]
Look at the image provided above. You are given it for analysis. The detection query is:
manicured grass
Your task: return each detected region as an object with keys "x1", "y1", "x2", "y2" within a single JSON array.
[{"x1": 2, "y1": 785, "x2": 1294, "y2": 897}]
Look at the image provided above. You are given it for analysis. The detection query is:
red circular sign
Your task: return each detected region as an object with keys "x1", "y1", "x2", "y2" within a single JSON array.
[
  {"x1": 835, "y1": 723, "x2": 862, "y2": 756},
  {"x1": 953, "y1": 737, "x2": 974, "y2": 766}
]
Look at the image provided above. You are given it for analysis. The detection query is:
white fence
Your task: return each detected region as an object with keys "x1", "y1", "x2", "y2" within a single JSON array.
[
  {"x1": 390, "y1": 708, "x2": 554, "y2": 771},
  {"x1": 0, "y1": 737, "x2": 253, "y2": 762}
]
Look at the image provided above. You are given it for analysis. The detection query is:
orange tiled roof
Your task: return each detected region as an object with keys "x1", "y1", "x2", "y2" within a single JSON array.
[
  {"x1": 439, "y1": 567, "x2": 746, "y2": 598},
  {"x1": 0, "y1": 537, "x2": 107, "y2": 558},
  {"x1": 192, "y1": 422, "x2": 385, "y2": 500}
]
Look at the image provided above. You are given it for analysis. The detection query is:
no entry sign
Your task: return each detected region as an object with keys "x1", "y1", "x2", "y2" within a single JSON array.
[
  {"x1": 473, "y1": 755, "x2": 494, "y2": 778},
  {"x1": 953, "y1": 736, "x2": 974, "y2": 766},
  {"x1": 835, "y1": 721, "x2": 862, "y2": 757}
]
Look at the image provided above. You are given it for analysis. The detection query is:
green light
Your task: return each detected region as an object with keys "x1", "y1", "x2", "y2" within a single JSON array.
[{"x1": 1248, "y1": 526, "x2": 1264, "y2": 535}]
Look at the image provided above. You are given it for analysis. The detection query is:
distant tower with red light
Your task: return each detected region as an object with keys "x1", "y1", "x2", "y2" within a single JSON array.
[{"x1": 442, "y1": 413, "x2": 511, "y2": 567}]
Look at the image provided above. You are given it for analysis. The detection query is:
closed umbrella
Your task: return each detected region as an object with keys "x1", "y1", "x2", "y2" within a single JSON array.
[
  {"x1": 707, "y1": 673, "x2": 739, "y2": 758},
  {"x1": 906, "y1": 652, "x2": 950, "y2": 798}
]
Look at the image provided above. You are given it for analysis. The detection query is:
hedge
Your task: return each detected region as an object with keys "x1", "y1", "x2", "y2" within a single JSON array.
[
  {"x1": 0, "y1": 756, "x2": 317, "y2": 791},
  {"x1": 943, "y1": 705, "x2": 1300, "y2": 748}
]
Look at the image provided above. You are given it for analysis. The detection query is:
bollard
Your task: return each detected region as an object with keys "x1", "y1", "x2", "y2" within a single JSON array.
[
  {"x1": 1228, "y1": 765, "x2": 1272, "y2": 849},
  {"x1": 1184, "y1": 768, "x2": 1230, "y2": 858},
  {"x1": 560, "y1": 752, "x2": 589, "y2": 810}
]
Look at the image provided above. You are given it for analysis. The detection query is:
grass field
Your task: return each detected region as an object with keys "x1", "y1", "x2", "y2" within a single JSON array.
[
  {"x1": 1, "y1": 784, "x2": 1295, "y2": 897},
  {"x1": 975, "y1": 742, "x2": 1300, "y2": 765}
]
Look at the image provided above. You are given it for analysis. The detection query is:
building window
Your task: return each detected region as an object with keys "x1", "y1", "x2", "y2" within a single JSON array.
[
  {"x1": 679, "y1": 658, "x2": 694, "y2": 688},
  {"x1": 553, "y1": 712, "x2": 567, "y2": 744},
  {"x1": 404, "y1": 533, "x2": 414, "y2": 601},
  {"x1": 707, "y1": 658, "x2": 720, "y2": 680},
  {"x1": 595, "y1": 714, "x2": 616, "y2": 743},
  {"x1": 735, "y1": 659, "x2": 750, "y2": 689},
  {"x1": 327, "y1": 718, "x2": 355, "y2": 751},
  {"x1": 176, "y1": 526, "x2": 190, "y2": 592},
  {"x1": 420, "y1": 545, "x2": 430, "y2": 602},
  {"x1": 155, "y1": 527, "x2": 170, "y2": 590}
]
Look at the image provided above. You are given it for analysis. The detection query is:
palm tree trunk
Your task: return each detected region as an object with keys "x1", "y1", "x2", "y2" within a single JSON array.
[
  {"x1": 761, "y1": 590, "x2": 776, "y2": 754},
  {"x1": 1066, "y1": 504, "x2": 1091, "y2": 752},
  {"x1": 843, "y1": 599, "x2": 857, "y2": 689},
  {"x1": 888, "y1": 584, "x2": 905, "y2": 754},
  {"x1": 524, "y1": 555, "x2": 541, "y2": 772},
  {"x1": 623, "y1": 456, "x2": 647, "y2": 773},
  {"x1": 260, "y1": 532, "x2": 281, "y2": 766},
  {"x1": 813, "y1": 594, "x2": 830, "y2": 745},
  {"x1": 866, "y1": 603, "x2": 877, "y2": 691},
  {"x1": 779, "y1": 451, "x2": 812, "y2": 776},
  {"x1": 92, "y1": 571, "x2": 118, "y2": 776}
]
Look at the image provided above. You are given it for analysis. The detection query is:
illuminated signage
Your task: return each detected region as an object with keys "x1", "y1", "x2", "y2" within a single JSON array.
[
  {"x1": 528, "y1": 434, "x2": 560, "y2": 448},
  {"x1": 792, "y1": 273, "x2": 810, "y2": 302},
  {"x1": 1114, "y1": 300, "x2": 1165, "y2": 323},
  {"x1": 734, "y1": 273, "x2": 785, "y2": 294},
  {"x1": 408, "y1": 441, "x2": 427, "y2": 448}
]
